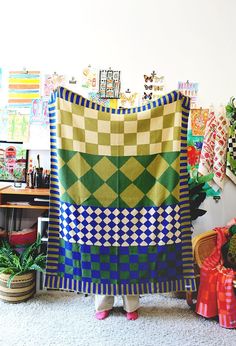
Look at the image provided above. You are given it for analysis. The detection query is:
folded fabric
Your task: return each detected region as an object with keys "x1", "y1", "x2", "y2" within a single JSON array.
[{"x1": 196, "y1": 227, "x2": 236, "y2": 329}]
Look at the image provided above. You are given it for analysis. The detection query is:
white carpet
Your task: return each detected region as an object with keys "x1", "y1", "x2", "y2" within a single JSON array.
[{"x1": 0, "y1": 291, "x2": 235, "y2": 346}]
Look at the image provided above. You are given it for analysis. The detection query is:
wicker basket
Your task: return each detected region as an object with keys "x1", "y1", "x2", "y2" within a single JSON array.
[{"x1": 0, "y1": 272, "x2": 36, "y2": 303}]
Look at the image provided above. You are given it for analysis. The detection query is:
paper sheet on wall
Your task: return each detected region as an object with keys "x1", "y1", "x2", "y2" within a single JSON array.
[
  {"x1": 191, "y1": 108, "x2": 209, "y2": 136},
  {"x1": 8, "y1": 71, "x2": 40, "y2": 108},
  {"x1": 30, "y1": 98, "x2": 49, "y2": 126},
  {"x1": 0, "y1": 107, "x2": 8, "y2": 141}
]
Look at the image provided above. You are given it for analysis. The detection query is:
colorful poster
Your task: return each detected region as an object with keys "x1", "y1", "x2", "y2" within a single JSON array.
[
  {"x1": 30, "y1": 98, "x2": 49, "y2": 127},
  {"x1": 8, "y1": 71, "x2": 40, "y2": 108},
  {"x1": 191, "y1": 108, "x2": 209, "y2": 136},
  {"x1": 178, "y1": 81, "x2": 198, "y2": 108},
  {"x1": 43, "y1": 73, "x2": 65, "y2": 97},
  {"x1": 8, "y1": 111, "x2": 30, "y2": 142}
]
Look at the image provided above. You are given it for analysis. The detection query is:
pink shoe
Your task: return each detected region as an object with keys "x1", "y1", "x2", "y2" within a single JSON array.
[
  {"x1": 126, "y1": 310, "x2": 139, "y2": 320},
  {"x1": 95, "y1": 310, "x2": 111, "y2": 320}
]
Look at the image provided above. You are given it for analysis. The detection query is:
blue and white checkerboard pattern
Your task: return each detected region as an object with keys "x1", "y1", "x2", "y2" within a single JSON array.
[{"x1": 59, "y1": 202, "x2": 181, "y2": 247}]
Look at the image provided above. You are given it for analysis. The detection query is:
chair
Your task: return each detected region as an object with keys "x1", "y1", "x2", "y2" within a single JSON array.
[{"x1": 186, "y1": 230, "x2": 217, "y2": 308}]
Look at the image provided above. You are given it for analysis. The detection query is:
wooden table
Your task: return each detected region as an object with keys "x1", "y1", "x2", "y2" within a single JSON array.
[{"x1": 0, "y1": 187, "x2": 50, "y2": 210}]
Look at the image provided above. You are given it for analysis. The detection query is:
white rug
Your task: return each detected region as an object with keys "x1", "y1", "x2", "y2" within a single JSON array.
[{"x1": 0, "y1": 292, "x2": 235, "y2": 346}]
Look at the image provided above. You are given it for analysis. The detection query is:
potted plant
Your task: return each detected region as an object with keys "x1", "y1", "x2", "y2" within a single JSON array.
[{"x1": 0, "y1": 236, "x2": 46, "y2": 303}]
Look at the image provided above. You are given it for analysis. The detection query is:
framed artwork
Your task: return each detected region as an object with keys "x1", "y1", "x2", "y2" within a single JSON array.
[{"x1": 0, "y1": 141, "x2": 28, "y2": 182}]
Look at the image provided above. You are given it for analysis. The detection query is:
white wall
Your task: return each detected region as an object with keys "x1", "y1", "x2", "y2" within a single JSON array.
[{"x1": 1, "y1": 0, "x2": 236, "y2": 233}]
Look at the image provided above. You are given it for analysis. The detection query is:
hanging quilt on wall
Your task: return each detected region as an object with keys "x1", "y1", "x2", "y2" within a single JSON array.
[{"x1": 45, "y1": 87, "x2": 196, "y2": 295}]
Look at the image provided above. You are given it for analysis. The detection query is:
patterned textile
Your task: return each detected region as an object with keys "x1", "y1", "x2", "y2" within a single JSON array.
[
  {"x1": 45, "y1": 87, "x2": 196, "y2": 295},
  {"x1": 198, "y1": 112, "x2": 228, "y2": 189},
  {"x1": 226, "y1": 123, "x2": 236, "y2": 184},
  {"x1": 196, "y1": 227, "x2": 236, "y2": 329}
]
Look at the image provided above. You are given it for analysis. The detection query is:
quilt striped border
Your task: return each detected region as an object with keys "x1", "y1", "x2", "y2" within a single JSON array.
[{"x1": 45, "y1": 87, "x2": 196, "y2": 294}]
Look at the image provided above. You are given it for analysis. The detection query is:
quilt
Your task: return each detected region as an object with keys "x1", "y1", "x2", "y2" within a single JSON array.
[{"x1": 45, "y1": 87, "x2": 196, "y2": 295}]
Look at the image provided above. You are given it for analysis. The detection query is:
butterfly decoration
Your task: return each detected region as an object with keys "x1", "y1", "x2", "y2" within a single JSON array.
[
  {"x1": 153, "y1": 76, "x2": 164, "y2": 83},
  {"x1": 120, "y1": 92, "x2": 138, "y2": 107},
  {"x1": 144, "y1": 84, "x2": 153, "y2": 90},
  {"x1": 143, "y1": 92, "x2": 153, "y2": 100},
  {"x1": 153, "y1": 85, "x2": 164, "y2": 91},
  {"x1": 144, "y1": 75, "x2": 153, "y2": 83}
]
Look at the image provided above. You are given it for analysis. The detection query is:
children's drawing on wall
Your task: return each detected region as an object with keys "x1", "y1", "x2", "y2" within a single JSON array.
[
  {"x1": 43, "y1": 73, "x2": 65, "y2": 97},
  {"x1": 120, "y1": 89, "x2": 138, "y2": 108},
  {"x1": 0, "y1": 141, "x2": 28, "y2": 182},
  {"x1": 30, "y1": 98, "x2": 49, "y2": 127},
  {"x1": 8, "y1": 71, "x2": 40, "y2": 108},
  {"x1": 8, "y1": 111, "x2": 30, "y2": 142},
  {"x1": 178, "y1": 80, "x2": 198, "y2": 108},
  {"x1": 191, "y1": 108, "x2": 209, "y2": 136},
  {"x1": 82, "y1": 65, "x2": 97, "y2": 90}
]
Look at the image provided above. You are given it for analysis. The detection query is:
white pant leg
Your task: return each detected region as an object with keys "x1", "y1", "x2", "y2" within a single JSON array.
[
  {"x1": 95, "y1": 295, "x2": 115, "y2": 312},
  {"x1": 122, "y1": 295, "x2": 140, "y2": 313}
]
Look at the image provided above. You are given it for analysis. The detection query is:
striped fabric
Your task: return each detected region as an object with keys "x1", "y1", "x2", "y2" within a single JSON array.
[
  {"x1": 8, "y1": 71, "x2": 40, "y2": 107},
  {"x1": 45, "y1": 87, "x2": 196, "y2": 295}
]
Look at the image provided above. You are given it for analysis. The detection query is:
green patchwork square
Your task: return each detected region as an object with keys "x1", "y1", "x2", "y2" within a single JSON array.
[
  {"x1": 162, "y1": 141, "x2": 173, "y2": 152},
  {"x1": 73, "y1": 260, "x2": 81, "y2": 269},
  {"x1": 85, "y1": 117, "x2": 98, "y2": 131},
  {"x1": 65, "y1": 265, "x2": 73, "y2": 275},
  {"x1": 100, "y1": 255, "x2": 110, "y2": 263},
  {"x1": 139, "y1": 254, "x2": 148, "y2": 262},
  {"x1": 101, "y1": 271, "x2": 110, "y2": 279},
  {"x1": 82, "y1": 269, "x2": 91, "y2": 278},
  {"x1": 137, "y1": 144, "x2": 150, "y2": 155},
  {"x1": 150, "y1": 130, "x2": 162, "y2": 144},
  {"x1": 58, "y1": 255, "x2": 65, "y2": 264},
  {"x1": 111, "y1": 121, "x2": 124, "y2": 133},
  {"x1": 120, "y1": 255, "x2": 129, "y2": 263},
  {"x1": 91, "y1": 262, "x2": 100, "y2": 270},
  {"x1": 111, "y1": 146, "x2": 124, "y2": 156},
  {"x1": 163, "y1": 113, "x2": 174, "y2": 129},
  {"x1": 82, "y1": 253, "x2": 91, "y2": 262},
  {"x1": 98, "y1": 133, "x2": 110, "y2": 145},
  {"x1": 124, "y1": 133, "x2": 137, "y2": 145},
  {"x1": 61, "y1": 110, "x2": 72, "y2": 126},
  {"x1": 137, "y1": 119, "x2": 150, "y2": 132},
  {"x1": 72, "y1": 103, "x2": 84, "y2": 116},
  {"x1": 73, "y1": 128, "x2": 85, "y2": 141},
  {"x1": 90, "y1": 246, "x2": 100, "y2": 255},
  {"x1": 173, "y1": 127, "x2": 180, "y2": 140},
  {"x1": 86, "y1": 143, "x2": 98, "y2": 155},
  {"x1": 139, "y1": 270, "x2": 148, "y2": 279},
  {"x1": 110, "y1": 263, "x2": 117, "y2": 271},
  {"x1": 65, "y1": 249, "x2": 73, "y2": 259},
  {"x1": 120, "y1": 271, "x2": 130, "y2": 280},
  {"x1": 61, "y1": 138, "x2": 73, "y2": 150},
  {"x1": 151, "y1": 105, "x2": 164, "y2": 118}
]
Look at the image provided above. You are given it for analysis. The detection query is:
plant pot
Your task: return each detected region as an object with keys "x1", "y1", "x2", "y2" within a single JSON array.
[{"x1": 0, "y1": 272, "x2": 36, "y2": 303}]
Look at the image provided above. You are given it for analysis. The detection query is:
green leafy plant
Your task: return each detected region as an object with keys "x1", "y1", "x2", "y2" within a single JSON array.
[
  {"x1": 226, "y1": 96, "x2": 236, "y2": 123},
  {"x1": 188, "y1": 173, "x2": 214, "y2": 223},
  {"x1": 0, "y1": 236, "x2": 46, "y2": 288}
]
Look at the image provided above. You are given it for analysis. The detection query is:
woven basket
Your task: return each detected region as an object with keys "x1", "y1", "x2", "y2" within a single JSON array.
[{"x1": 0, "y1": 272, "x2": 36, "y2": 303}]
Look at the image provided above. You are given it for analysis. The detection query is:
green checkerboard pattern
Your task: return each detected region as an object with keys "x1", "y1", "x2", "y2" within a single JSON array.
[
  {"x1": 56, "y1": 95, "x2": 182, "y2": 156},
  {"x1": 58, "y1": 150, "x2": 180, "y2": 208}
]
